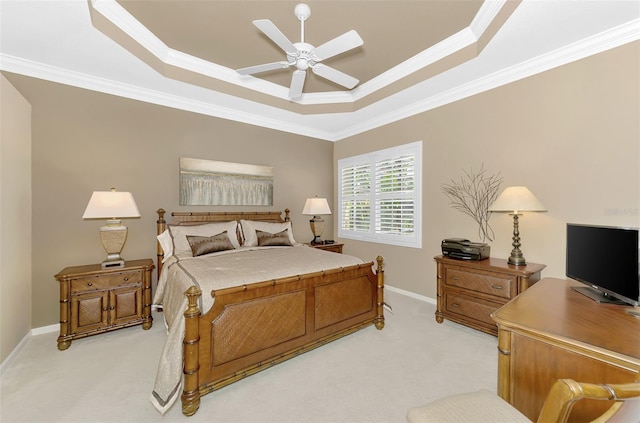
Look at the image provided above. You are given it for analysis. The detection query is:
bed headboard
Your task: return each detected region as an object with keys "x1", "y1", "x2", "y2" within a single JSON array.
[{"x1": 156, "y1": 208, "x2": 291, "y2": 276}]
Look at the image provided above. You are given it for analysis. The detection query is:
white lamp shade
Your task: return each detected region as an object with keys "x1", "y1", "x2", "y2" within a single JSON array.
[
  {"x1": 489, "y1": 186, "x2": 546, "y2": 214},
  {"x1": 82, "y1": 190, "x2": 140, "y2": 219},
  {"x1": 302, "y1": 197, "x2": 332, "y2": 216}
]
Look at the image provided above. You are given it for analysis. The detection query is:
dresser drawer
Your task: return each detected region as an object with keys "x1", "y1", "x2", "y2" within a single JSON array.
[
  {"x1": 444, "y1": 292, "x2": 502, "y2": 326},
  {"x1": 70, "y1": 271, "x2": 142, "y2": 294},
  {"x1": 445, "y1": 267, "x2": 515, "y2": 299}
]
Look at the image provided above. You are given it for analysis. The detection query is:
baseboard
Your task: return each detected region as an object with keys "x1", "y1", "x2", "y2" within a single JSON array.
[
  {"x1": 386, "y1": 284, "x2": 436, "y2": 305},
  {"x1": 0, "y1": 331, "x2": 30, "y2": 376},
  {"x1": 31, "y1": 323, "x2": 59, "y2": 336}
]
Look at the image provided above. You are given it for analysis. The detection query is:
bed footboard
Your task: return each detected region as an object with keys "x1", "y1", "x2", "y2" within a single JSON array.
[{"x1": 180, "y1": 257, "x2": 384, "y2": 416}]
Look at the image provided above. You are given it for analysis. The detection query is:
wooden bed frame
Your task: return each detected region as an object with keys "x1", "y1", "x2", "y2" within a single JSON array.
[{"x1": 156, "y1": 208, "x2": 385, "y2": 416}]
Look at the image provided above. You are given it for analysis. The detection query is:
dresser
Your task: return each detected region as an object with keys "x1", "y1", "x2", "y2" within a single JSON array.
[
  {"x1": 492, "y1": 278, "x2": 640, "y2": 422},
  {"x1": 55, "y1": 259, "x2": 154, "y2": 350},
  {"x1": 434, "y1": 256, "x2": 545, "y2": 336}
]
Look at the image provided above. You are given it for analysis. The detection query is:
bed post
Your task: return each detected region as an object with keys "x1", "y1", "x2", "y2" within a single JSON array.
[
  {"x1": 156, "y1": 209, "x2": 166, "y2": 277},
  {"x1": 284, "y1": 208, "x2": 290, "y2": 222},
  {"x1": 375, "y1": 256, "x2": 385, "y2": 330},
  {"x1": 182, "y1": 286, "x2": 202, "y2": 416}
]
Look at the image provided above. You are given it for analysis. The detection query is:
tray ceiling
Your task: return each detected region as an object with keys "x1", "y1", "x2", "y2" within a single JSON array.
[{"x1": 1, "y1": 1, "x2": 638, "y2": 141}]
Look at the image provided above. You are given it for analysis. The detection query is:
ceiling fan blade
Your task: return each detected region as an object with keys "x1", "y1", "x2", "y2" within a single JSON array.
[
  {"x1": 311, "y1": 64, "x2": 359, "y2": 89},
  {"x1": 253, "y1": 19, "x2": 297, "y2": 55},
  {"x1": 311, "y1": 30, "x2": 363, "y2": 62},
  {"x1": 237, "y1": 61, "x2": 291, "y2": 75},
  {"x1": 289, "y1": 70, "x2": 306, "y2": 99}
]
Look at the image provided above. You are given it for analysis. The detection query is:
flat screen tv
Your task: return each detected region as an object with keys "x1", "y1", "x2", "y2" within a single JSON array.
[{"x1": 566, "y1": 224, "x2": 639, "y2": 306}]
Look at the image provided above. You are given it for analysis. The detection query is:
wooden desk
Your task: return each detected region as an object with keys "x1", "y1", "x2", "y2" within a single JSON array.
[{"x1": 492, "y1": 278, "x2": 640, "y2": 422}]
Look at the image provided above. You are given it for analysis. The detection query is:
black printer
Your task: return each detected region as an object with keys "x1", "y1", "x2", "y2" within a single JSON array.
[{"x1": 441, "y1": 238, "x2": 490, "y2": 260}]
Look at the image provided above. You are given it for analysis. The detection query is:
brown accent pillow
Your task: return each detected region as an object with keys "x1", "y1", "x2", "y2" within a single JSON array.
[
  {"x1": 186, "y1": 231, "x2": 234, "y2": 257},
  {"x1": 256, "y1": 229, "x2": 293, "y2": 247}
]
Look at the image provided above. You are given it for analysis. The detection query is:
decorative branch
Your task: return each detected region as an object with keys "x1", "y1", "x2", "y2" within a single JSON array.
[{"x1": 441, "y1": 164, "x2": 503, "y2": 242}]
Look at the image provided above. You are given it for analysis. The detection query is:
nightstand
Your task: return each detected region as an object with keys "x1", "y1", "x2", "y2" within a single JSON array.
[
  {"x1": 54, "y1": 258, "x2": 154, "y2": 350},
  {"x1": 434, "y1": 255, "x2": 545, "y2": 336},
  {"x1": 306, "y1": 242, "x2": 344, "y2": 253}
]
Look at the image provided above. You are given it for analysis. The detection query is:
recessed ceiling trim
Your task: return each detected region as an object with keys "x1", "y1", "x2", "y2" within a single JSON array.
[
  {"x1": 331, "y1": 18, "x2": 640, "y2": 141},
  {"x1": 3, "y1": 16, "x2": 636, "y2": 143},
  {"x1": 0, "y1": 53, "x2": 332, "y2": 140},
  {"x1": 88, "y1": 0, "x2": 509, "y2": 107}
]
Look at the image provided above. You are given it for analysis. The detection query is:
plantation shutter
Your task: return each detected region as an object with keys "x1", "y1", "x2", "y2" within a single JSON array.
[
  {"x1": 375, "y1": 154, "x2": 415, "y2": 235},
  {"x1": 338, "y1": 141, "x2": 421, "y2": 248},
  {"x1": 340, "y1": 162, "x2": 371, "y2": 232}
]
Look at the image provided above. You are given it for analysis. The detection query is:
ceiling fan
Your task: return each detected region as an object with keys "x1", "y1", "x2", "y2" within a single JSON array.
[{"x1": 237, "y1": 3, "x2": 364, "y2": 100}]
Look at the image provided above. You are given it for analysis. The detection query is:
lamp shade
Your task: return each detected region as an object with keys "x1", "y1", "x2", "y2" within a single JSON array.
[
  {"x1": 489, "y1": 186, "x2": 546, "y2": 214},
  {"x1": 302, "y1": 197, "x2": 331, "y2": 216},
  {"x1": 82, "y1": 189, "x2": 140, "y2": 219}
]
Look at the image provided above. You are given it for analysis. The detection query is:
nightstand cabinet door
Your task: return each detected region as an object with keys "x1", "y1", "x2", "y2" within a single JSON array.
[
  {"x1": 110, "y1": 286, "x2": 143, "y2": 325},
  {"x1": 55, "y1": 259, "x2": 154, "y2": 350},
  {"x1": 71, "y1": 290, "x2": 109, "y2": 334}
]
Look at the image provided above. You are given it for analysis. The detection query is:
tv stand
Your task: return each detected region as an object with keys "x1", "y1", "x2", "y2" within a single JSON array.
[{"x1": 571, "y1": 285, "x2": 626, "y2": 304}]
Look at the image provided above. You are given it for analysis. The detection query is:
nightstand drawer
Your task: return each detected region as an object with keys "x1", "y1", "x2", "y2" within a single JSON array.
[
  {"x1": 444, "y1": 292, "x2": 501, "y2": 326},
  {"x1": 70, "y1": 271, "x2": 142, "y2": 294},
  {"x1": 445, "y1": 267, "x2": 515, "y2": 299}
]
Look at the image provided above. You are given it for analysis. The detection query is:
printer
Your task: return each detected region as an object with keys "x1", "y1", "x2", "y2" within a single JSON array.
[{"x1": 441, "y1": 238, "x2": 490, "y2": 260}]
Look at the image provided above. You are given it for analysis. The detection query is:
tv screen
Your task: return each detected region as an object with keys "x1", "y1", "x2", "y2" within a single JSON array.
[{"x1": 566, "y1": 224, "x2": 639, "y2": 306}]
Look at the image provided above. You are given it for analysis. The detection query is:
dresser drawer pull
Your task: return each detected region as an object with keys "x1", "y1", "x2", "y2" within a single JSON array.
[
  {"x1": 87, "y1": 282, "x2": 93, "y2": 287},
  {"x1": 491, "y1": 284, "x2": 503, "y2": 290},
  {"x1": 124, "y1": 277, "x2": 129, "y2": 282},
  {"x1": 451, "y1": 303, "x2": 460, "y2": 308},
  {"x1": 451, "y1": 275, "x2": 459, "y2": 280}
]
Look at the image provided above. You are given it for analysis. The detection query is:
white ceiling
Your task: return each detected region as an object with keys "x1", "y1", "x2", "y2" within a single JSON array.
[{"x1": 1, "y1": 0, "x2": 638, "y2": 141}]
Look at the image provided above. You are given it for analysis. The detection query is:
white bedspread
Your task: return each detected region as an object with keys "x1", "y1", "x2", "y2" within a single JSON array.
[{"x1": 150, "y1": 245, "x2": 365, "y2": 414}]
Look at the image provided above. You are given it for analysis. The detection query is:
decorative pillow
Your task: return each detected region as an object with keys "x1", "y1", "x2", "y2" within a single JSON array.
[
  {"x1": 256, "y1": 229, "x2": 293, "y2": 247},
  {"x1": 157, "y1": 229, "x2": 174, "y2": 263},
  {"x1": 169, "y1": 221, "x2": 240, "y2": 256},
  {"x1": 187, "y1": 232, "x2": 234, "y2": 257},
  {"x1": 240, "y1": 220, "x2": 297, "y2": 247}
]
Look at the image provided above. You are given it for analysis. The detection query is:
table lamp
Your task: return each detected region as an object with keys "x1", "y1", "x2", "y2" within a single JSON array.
[
  {"x1": 302, "y1": 196, "x2": 331, "y2": 244},
  {"x1": 82, "y1": 188, "x2": 140, "y2": 268},
  {"x1": 489, "y1": 186, "x2": 546, "y2": 266}
]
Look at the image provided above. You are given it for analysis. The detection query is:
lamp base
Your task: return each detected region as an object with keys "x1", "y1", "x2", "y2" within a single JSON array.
[
  {"x1": 309, "y1": 216, "x2": 325, "y2": 246},
  {"x1": 508, "y1": 213, "x2": 526, "y2": 266},
  {"x1": 99, "y1": 222, "x2": 128, "y2": 269},
  {"x1": 102, "y1": 258, "x2": 125, "y2": 269}
]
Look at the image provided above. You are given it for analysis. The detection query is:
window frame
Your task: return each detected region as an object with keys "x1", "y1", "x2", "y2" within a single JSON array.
[{"x1": 337, "y1": 141, "x2": 422, "y2": 248}]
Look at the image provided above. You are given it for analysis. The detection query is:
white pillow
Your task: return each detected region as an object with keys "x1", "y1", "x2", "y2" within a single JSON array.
[
  {"x1": 157, "y1": 229, "x2": 174, "y2": 263},
  {"x1": 169, "y1": 221, "x2": 240, "y2": 256},
  {"x1": 240, "y1": 220, "x2": 296, "y2": 247}
]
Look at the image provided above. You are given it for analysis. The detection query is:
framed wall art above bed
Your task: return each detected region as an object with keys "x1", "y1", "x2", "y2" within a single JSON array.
[{"x1": 179, "y1": 157, "x2": 273, "y2": 206}]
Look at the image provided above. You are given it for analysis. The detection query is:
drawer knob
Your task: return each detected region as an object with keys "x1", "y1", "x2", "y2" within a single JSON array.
[
  {"x1": 124, "y1": 277, "x2": 129, "y2": 281},
  {"x1": 87, "y1": 282, "x2": 93, "y2": 287},
  {"x1": 492, "y1": 284, "x2": 503, "y2": 290}
]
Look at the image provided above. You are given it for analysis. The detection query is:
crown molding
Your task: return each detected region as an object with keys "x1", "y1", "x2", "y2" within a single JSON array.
[
  {"x1": 2, "y1": 15, "x2": 637, "y2": 142},
  {"x1": 331, "y1": 18, "x2": 640, "y2": 141}
]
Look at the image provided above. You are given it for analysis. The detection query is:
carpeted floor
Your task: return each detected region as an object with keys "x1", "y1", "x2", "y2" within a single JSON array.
[{"x1": 0, "y1": 290, "x2": 497, "y2": 423}]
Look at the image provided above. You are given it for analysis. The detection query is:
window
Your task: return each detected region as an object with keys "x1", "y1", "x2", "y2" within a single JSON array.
[{"x1": 338, "y1": 141, "x2": 422, "y2": 248}]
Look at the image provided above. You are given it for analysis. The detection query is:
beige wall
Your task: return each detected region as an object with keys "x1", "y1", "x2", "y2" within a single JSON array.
[
  {"x1": 4, "y1": 74, "x2": 335, "y2": 328},
  {"x1": 1, "y1": 75, "x2": 32, "y2": 362},
  {"x1": 1, "y1": 41, "x2": 638, "y2": 332},
  {"x1": 335, "y1": 42, "x2": 640, "y2": 299}
]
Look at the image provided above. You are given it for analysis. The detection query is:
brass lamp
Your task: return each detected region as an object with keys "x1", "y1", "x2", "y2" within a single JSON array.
[
  {"x1": 489, "y1": 186, "x2": 546, "y2": 266},
  {"x1": 302, "y1": 196, "x2": 332, "y2": 244},
  {"x1": 82, "y1": 188, "x2": 140, "y2": 268}
]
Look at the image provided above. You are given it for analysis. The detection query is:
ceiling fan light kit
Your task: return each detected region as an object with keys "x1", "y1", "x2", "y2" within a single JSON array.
[{"x1": 237, "y1": 3, "x2": 363, "y2": 100}]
